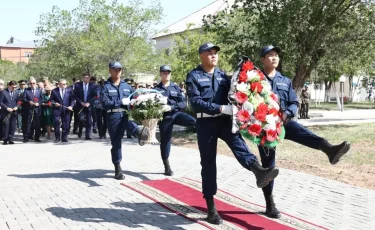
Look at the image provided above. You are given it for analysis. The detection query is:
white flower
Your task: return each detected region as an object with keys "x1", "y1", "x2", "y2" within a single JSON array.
[
  {"x1": 247, "y1": 70, "x2": 260, "y2": 82},
  {"x1": 266, "y1": 114, "x2": 278, "y2": 124},
  {"x1": 236, "y1": 82, "x2": 249, "y2": 92},
  {"x1": 269, "y1": 99, "x2": 280, "y2": 111},
  {"x1": 261, "y1": 81, "x2": 272, "y2": 94},
  {"x1": 264, "y1": 124, "x2": 276, "y2": 131},
  {"x1": 242, "y1": 101, "x2": 254, "y2": 114}
]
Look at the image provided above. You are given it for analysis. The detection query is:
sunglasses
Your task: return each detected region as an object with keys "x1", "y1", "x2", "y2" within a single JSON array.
[
  {"x1": 20, "y1": 84, "x2": 26, "y2": 86},
  {"x1": 31, "y1": 83, "x2": 36, "y2": 85}
]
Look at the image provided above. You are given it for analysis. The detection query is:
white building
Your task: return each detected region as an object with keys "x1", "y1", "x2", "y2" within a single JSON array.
[{"x1": 152, "y1": 0, "x2": 235, "y2": 50}]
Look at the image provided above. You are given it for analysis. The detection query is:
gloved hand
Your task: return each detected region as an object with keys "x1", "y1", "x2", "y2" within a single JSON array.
[
  {"x1": 122, "y1": 98, "x2": 130, "y2": 105},
  {"x1": 160, "y1": 96, "x2": 168, "y2": 105},
  {"x1": 221, "y1": 105, "x2": 233, "y2": 115},
  {"x1": 162, "y1": 105, "x2": 172, "y2": 112}
]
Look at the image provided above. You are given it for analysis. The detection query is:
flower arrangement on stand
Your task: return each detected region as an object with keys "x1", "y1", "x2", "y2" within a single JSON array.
[
  {"x1": 229, "y1": 57, "x2": 285, "y2": 147},
  {"x1": 128, "y1": 89, "x2": 168, "y2": 145}
]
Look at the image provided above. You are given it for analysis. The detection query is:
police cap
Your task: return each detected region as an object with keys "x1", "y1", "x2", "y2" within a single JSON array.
[
  {"x1": 109, "y1": 61, "x2": 122, "y2": 69},
  {"x1": 260, "y1": 45, "x2": 281, "y2": 57},
  {"x1": 159, "y1": 65, "x2": 172, "y2": 72},
  {"x1": 198, "y1": 42, "x2": 220, "y2": 54}
]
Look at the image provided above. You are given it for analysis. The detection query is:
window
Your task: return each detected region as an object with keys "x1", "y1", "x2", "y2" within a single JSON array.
[{"x1": 24, "y1": 52, "x2": 32, "y2": 58}]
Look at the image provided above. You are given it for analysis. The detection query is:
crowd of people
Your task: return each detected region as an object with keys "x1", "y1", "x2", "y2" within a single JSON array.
[{"x1": 0, "y1": 75, "x2": 187, "y2": 144}]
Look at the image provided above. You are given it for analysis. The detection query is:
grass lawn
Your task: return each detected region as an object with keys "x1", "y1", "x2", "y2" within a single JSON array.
[
  {"x1": 169, "y1": 122, "x2": 375, "y2": 189},
  {"x1": 310, "y1": 102, "x2": 375, "y2": 110}
]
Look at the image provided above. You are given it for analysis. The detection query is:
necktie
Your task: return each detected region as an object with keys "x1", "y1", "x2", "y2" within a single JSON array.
[
  {"x1": 84, "y1": 84, "x2": 87, "y2": 102},
  {"x1": 62, "y1": 89, "x2": 65, "y2": 99},
  {"x1": 32, "y1": 89, "x2": 35, "y2": 95},
  {"x1": 10, "y1": 91, "x2": 13, "y2": 100}
]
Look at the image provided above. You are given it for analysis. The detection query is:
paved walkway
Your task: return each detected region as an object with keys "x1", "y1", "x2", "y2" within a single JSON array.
[{"x1": 1, "y1": 129, "x2": 375, "y2": 230}]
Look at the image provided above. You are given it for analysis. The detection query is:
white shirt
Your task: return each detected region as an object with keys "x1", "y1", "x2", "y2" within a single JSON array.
[
  {"x1": 60, "y1": 88, "x2": 65, "y2": 99},
  {"x1": 84, "y1": 83, "x2": 88, "y2": 102}
]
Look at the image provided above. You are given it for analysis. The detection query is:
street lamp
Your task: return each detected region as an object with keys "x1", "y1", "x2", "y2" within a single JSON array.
[{"x1": 339, "y1": 76, "x2": 346, "y2": 112}]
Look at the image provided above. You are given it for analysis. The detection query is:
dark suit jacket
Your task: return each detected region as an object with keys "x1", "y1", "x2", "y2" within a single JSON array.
[
  {"x1": 22, "y1": 87, "x2": 44, "y2": 114},
  {"x1": 49, "y1": 87, "x2": 75, "y2": 115},
  {"x1": 74, "y1": 82, "x2": 96, "y2": 109},
  {"x1": 0, "y1": 89, "x2": 20, "y2": 115}
]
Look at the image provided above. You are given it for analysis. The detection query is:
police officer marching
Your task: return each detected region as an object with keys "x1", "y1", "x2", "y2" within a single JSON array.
[
  {"x1": 101, "y1": 61, "x2": 149, "y2": 180},
  {"x1": 154, "y1": 65, "x2": 196, "y2": 176},
  {"x1": 186, "y1": 42, "x2": 279, "y2": 225},
  {"x1": 258, "y1": 45, "x2": 351, "y2": 219}
]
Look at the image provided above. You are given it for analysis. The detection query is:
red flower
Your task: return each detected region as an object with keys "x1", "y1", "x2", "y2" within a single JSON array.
[
  {"x1": 266, "y1": 129, "x2": 278, "y2": 142},
  {"x1": 95, "y1": 96, "x2": 99, "y2": 99},
  {"x1": 33, "y1": 97, "x2": 39, "y2": 102},
  {"x1": 254, "y1": 111, "x2": 267, "y2": 122},
  {"x1": 270, "y1": 93, "x2": 278, "y2": 102},
  {"x1": 257, "y1": 103, "x2": 269, "y2": 114},
  {"x1": 235, "y1": 92, "x2": 248, "y2": 104},
  {"x1": 248, "y1": 124, "x2": 262, "y2": 136},
  {"x1": 250, "y1": 82, "x2": 263, "y2": 94},
  {"x1": 237, "y1": 110, "x2": 250, "y2": 123},
  {"x1": 239, "y1": 71, "x2": 248, "y2": 83},
  {"x1": 254, "y1": 103, "x2": 268, "y2": 122},
  {"x1": 276, "y1": 122, "x2": 282, "y2": 134},
  {"x1": 47, "y1": 101, "x2": 52, "y2": 107},
  {"x1": 257, "y1": 70, "x2": 265, "y2": 81},
  {"x1": 242, "y1": 61, "x2": 254, "y2": 71},
  {"x1": 17, "y1": 101, "x2": 22, "y2": 106},
  {"x1": 268, "y1": 108, "x2": 279, "y2": 116}
]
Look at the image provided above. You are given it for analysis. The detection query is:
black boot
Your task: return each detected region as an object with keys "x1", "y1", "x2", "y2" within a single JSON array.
[
  {"x1": 162, "y1": 159, "x2": 174, "y2": 176},
  {"x1": 205, "y1": 198, "x2": 223, "y2": 225},
  {"x1": 264, "y1": 194, "x2": 280, "y2": 219},
  {"x1": 133, "y1": 127, "x2": 150, "y2": 146},
  {"x1": 114, "y1": 164, "x2": 125, "y2": 180},
  {"x1": 249, "y1": 161, "x2": 279, "y2": 188},
  {"x1": 319, "y1": 140, "x2": 350, "y2": 165}
]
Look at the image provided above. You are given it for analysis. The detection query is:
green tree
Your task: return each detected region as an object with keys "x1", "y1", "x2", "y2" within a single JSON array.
[
  {"x1": 162, "y1": 25, "x2": 231, "y2": 84},
  {"x1": 29, "y1": 0, "x2": 163, "y2": 80},
  {"x1": 0, "y1": 60, "x2": 29, "y2": 83},
  {"x1": 204, "y1": 0, "x2": 375, "y2": 92}
]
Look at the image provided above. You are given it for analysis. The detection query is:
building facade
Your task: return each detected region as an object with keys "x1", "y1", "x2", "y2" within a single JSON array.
[{"x1": 0, "y1": 38, "x2": 39, "y2": 63}]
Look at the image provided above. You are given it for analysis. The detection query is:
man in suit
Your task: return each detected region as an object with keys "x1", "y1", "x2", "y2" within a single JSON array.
[
  {"x1": 16, "y1": 80, "x2": 27, "y2": 133},
  {"x1": 74, "y1": 73, "x2": 96, "y2": 140},
  {"x1": 0, "y1": 79, "x2": 5, "y2": 140},
  {"x1": 50, "y1": 79, "x2": 75, "y2": 143},
  {"x1": 22, "y1": 78, "x2": 44, "y2": 143},
  {"x1": 0, "y1": 80, "x2": 20, "y2": 145},
  {"x1": 69, "y1": 77, "x2": 80, "y2": 134}
]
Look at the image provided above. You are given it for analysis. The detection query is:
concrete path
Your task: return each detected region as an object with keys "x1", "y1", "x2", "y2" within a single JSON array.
[
  {"x1": 1, "y1": 131, "x2": 374, "y2": 230},
  {"x1": 298, "y1": 109, "x2": 375, "y2": 126}
]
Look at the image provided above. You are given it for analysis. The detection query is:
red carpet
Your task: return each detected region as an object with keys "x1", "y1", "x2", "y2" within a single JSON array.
[{"x1": 122, "y1": 178, "x2": 327, "y2": 230}]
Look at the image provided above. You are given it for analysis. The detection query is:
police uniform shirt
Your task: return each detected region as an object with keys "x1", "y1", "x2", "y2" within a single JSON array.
[
  {"x1": 186, "y1": 65, "x2": 230, "y2": 115},
  {"x1": 263, "y1": 70, "x2": 298, "y2": 117},
  {"x1": 154, "y1": 82, "x2": 186, "y2": 112},
  {"x1": 100, "y1": 78, "x2": 133, "y2": 111}
]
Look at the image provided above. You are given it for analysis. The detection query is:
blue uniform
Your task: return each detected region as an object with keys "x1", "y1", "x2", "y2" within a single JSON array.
[
  {"x1": 101, "y1": 78, "x2": 134, "y2": 164},
  {"x1": 94, "y1": 85, "x2": 107, "y2": 138},
  {"x1": 154, "y1": 82, "x2": 196, "y2": 160},
  {"x1": 186, "y1": 65, "x2": 258, "y2": 198},
  {"x1": 259, "y1": 71, "x2": 323, "y2": 196}
]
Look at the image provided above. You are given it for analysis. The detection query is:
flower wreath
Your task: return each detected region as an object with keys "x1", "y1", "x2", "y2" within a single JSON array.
[{"x1": 230, "y1": 57, "x2": 285, "y2": 147}]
